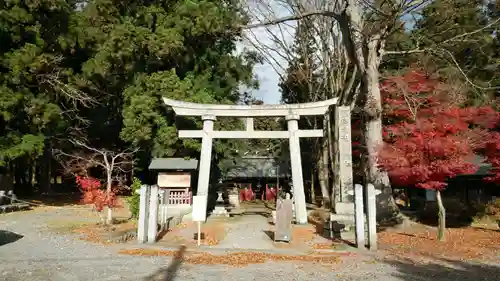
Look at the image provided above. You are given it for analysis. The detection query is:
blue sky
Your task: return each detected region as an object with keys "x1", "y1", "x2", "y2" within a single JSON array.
[
  {"x1": 238, "y1": 1, "x2": 294, "y2": 104},
  {"x1": 238, "y1": 1, "x2": 425, "y2": 105}
]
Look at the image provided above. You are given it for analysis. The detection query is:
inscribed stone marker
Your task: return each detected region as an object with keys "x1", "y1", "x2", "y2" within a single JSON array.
[{"x1": 274, "y1": 198, "x2": 293, "y2": 242}]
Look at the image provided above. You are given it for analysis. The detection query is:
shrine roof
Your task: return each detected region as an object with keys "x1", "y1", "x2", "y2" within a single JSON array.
[
  {"x1": 148, "y1": 158, "x2": 198, "y2": 171},
  {"x1": 221, "y1": 156, "x2": 290, "y2": 179}
]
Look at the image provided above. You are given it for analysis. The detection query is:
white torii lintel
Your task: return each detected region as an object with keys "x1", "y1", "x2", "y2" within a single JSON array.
[
  {"x1": 178, "y1": 129, "x2": 324, "y2": 139},
  {"x1": 162, "y1": 97, "x2": 338, "y2": 117}
]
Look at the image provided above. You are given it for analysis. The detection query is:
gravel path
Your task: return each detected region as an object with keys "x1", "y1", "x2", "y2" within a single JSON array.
[{"x1": 1, "y1": 208, "x2": 499, "y2": 281}]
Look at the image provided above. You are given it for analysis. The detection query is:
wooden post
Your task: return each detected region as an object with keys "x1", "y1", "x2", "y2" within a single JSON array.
[
  {"x1": 366, "y1": 183, "x2": 377, "y2": 250},
  {"x1": 197, "y1": 221, "x2": 201, "y2": 246},
  {"x1": 137, "y1": 185, "x2": 150, "y2": 244},
  {"x1": 147, "y1": 185, "x2": 159, "y2": 243},
  {"x1": 354, "y1": 184, "x2": 365, "y2": 249}
]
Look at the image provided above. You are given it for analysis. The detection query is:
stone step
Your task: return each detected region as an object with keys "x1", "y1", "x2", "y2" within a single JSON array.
[{"x1": 325, "y1": 216, "x2": 370, "y2": 233}]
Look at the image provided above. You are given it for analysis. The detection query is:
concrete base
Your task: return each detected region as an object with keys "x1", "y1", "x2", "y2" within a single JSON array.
[
  {"x1": 212, "y1": 205, "x2": 229, "y2": 217},
  {"x1": 161, "y1": 205, "x2": 192, "y2": 223},
  {"x1": 228, "y1": 194, "x2": 240, "y2": 208},
  {"x1": 164, "y1": 205, "x2": 192, "y2": 217},
  {"x1": 335, "y1": 202, "x2": 355, "y2": 214},
  {"x1": 330, "y1": 213, "x2": 355, "y2": 222}
]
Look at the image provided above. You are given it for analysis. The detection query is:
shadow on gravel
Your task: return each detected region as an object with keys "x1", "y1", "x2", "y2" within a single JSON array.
[
  {"x1": 143, "y1": 245, "x2": 186, "y2": 281},
  {"x1": 385, "y1": 257, "x2": 500, "y2": 281},
  {"x1": 0, "y1": 230, "x2": 23, "y2": 246}
]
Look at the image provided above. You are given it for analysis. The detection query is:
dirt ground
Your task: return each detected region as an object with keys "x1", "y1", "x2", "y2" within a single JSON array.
[{"x1": 2, "y1": 198, "x2": 500, "y2": 281}]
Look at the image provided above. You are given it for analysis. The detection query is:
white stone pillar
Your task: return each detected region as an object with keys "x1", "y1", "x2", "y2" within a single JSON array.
[
  {"x1": 286, "y1": 114, "x2": 307, "y2": 225},
  {"x1": 147, "y1": 185, "x2": 159, "y2": 243},
  {"x1": 137, "y1": 185, "x2": 150, "y2": 243},
  {"x1": 354, "y1": 184, "x2": 365, "y2": 249},
  {"x1": 197, "y1": 115, "x2": 216, "y2": 196},
  {"x1": 245, "y1": 117, "x2": 254, "y2": 131},
  {"x1": 366, "y1": 183, "x2": 377, "y2": 250},
  {"x1": 335, "y1": 106, "x2": 354, "y2": 214}
]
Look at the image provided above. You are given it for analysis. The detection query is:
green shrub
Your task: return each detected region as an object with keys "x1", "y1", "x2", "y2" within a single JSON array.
[{"x1": 127, "y1": 177, "x2": 142, "y2": 218}]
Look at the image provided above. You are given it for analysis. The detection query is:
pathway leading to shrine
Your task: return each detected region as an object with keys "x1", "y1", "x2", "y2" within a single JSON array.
[{"x1": 215, "y1": 215, "x2": 275, "y2": 250}]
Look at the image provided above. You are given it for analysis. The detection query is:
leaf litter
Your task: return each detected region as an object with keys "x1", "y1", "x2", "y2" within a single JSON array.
[
  {"x1": 378, "y1": 227, "x2": 500, "y2": 262},
  {"x1": 118, "y1": 248, "x2": 347, "y2": 267}
]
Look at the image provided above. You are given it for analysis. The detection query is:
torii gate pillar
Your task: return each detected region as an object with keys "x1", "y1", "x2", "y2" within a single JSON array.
[
  {"x1": 286, "y1": 114, "x2": 307, "y2": 224},
  {"x1": 197, "y1": 115, "x2": 216, "y2": 196}
]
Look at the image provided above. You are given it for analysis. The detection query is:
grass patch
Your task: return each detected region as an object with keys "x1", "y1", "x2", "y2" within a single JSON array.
[{"x1": 47, "y1": 220, "x2": 90, "y2": 234}]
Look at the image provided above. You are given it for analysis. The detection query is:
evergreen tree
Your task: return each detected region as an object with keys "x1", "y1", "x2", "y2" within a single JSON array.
[
  {"x1": 384, "y1": 0, "x2": 500, "y2": 104},
  {"x1": 0, "y1": 0, "x2": 260, "y2": 191},
  {"x1": 77, "y1": 0, "x2": 259, "y2": 180},
  {"x1": 0, "y1": 0, "x2": 94, "y2": 193}
]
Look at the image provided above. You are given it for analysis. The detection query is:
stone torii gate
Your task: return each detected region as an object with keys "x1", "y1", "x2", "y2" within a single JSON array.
[{"x1": 163, "y1": 97, "x2": 353, "y2": 224}]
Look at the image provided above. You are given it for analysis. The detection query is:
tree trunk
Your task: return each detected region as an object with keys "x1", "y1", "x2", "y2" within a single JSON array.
[
  {"x1": 322, "y1": 125, "x2": 330, "y2": 208},
  {"x1": 105, "y1": 175, "x2": 113, "y2": 225},
  {"x1": 310, "y1": 169, "x2": 315, "y2": 205},
  {"x1": 106, "y1": 207, "x2": 113, "y2": 225},
  {"x1": 330, "y1": 108, "x2": 340, "y2": 211},
  {"x1": 436, "y1": 190, "x2": 446, "y2": 241},
  {"x1": 40, "y1": 138, "x2": 52, "y2": 195},
  {"x1": 362, "y1": 54, "x2": 399, "y2": 220},
  {"x1": 317, "y1": 149, "x2": 330, "y2": 208}
]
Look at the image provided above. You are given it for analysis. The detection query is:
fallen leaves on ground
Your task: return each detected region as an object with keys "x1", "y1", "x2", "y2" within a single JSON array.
[
  {"x1": 158, "y1": 221, "x2": 225, "y2": 246},
  {"x1": 74, "y1": 226, "x2": 110, "y2": 244},
  {"x1": 269, "y1": 225, "x2": 317, "y2": 249},
  {"x1": 292, "y1": 226, "x2": 316, "y2": 242},
  {"x1": 118, "y1": 248, "x2": 343, "y2": 267},
  {"x1": 198, "y1": 223, "x2": 225, "y2": 246},
  {"x1": 72, "y1": 220, "x2": 137, "y2": 244},
  {"x1": 378, "y1": 227, "x2": 500, "y2": 262},
  {"x1": 312, "y1": 243, "x2": 335, "y2": 249},
  {"x1": 119, "y1": 248, "x2": 178, "y2": 256},
  {"x1": 175, "y1": 222, "x2": 192, "y2": 229}
]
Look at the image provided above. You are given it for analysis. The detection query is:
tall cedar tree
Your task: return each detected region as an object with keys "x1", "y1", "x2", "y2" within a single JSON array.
[{"x1": 0, "y1": 0, "x2": 261, "y2": 193}]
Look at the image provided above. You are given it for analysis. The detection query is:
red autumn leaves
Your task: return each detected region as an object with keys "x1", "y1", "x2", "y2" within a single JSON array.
[
  {"x1": 377, "y1": 70, "x2": 500, "y2": 190},
  {"x1": 76, "y1": 176, "x2": 119, "y2": 211}
]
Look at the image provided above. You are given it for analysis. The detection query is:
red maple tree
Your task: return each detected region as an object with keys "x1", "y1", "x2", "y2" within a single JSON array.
[
  {"x1": 76, "y1": 176, "x2": 119, "y2": 222},
  {"x1": 377, "y1": 70, "x2": 499, "y2": 240}
]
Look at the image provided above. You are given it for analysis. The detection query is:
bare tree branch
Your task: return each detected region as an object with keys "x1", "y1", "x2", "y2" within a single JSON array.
[
  {"x1": 385, "y1": 17, "x2": 500, "y2": 55},
  {"x1": 244, "y1": 10, "x2": 340, "y2": 29},
  {"x1": 54, "y1": 139, "x2": 138, "y2": 184}
]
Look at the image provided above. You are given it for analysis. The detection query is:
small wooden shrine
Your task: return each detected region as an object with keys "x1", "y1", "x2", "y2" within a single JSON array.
[{"x1": 148, "y1": 158, "x2": 198, "y2": 205}]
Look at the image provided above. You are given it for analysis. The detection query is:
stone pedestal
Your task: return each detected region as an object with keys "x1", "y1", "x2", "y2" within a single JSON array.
[
  {"x1": 228, "y1": 194, "x2": 240, "y2": 208},
  {"x1": 335, "y1": 202, "x2": 355, "y2": 215},
  {"x1": 330, "y1": 202, "x2": 355, "y2": 232},
  {"x1": 212, "y1": 191, "x2": 229, "y2": 217}
]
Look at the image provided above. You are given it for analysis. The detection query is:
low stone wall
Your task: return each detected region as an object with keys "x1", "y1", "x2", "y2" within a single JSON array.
[{"x1": 0, "y1": 203, "x2": 30, "y2": 214}]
